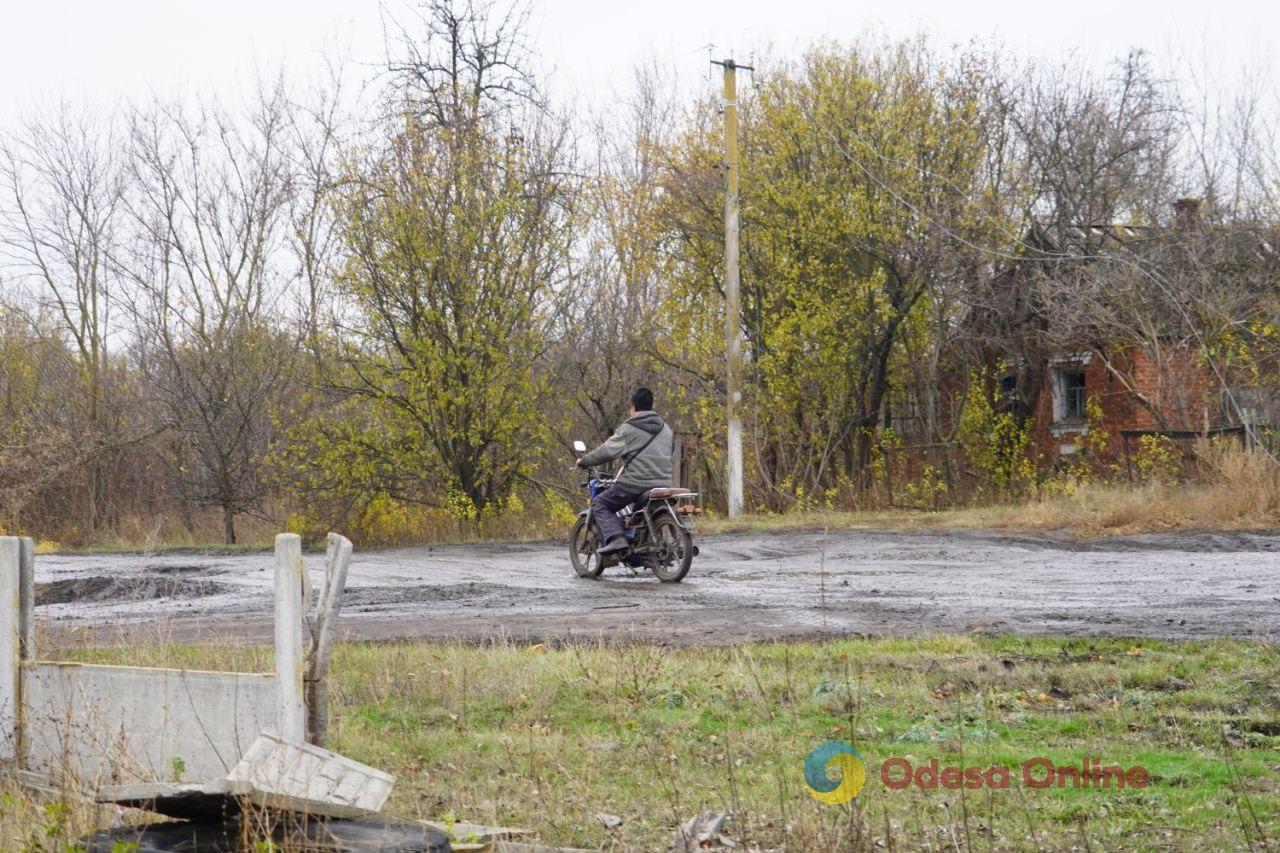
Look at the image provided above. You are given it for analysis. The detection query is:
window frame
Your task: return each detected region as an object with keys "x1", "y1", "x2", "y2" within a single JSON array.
[{"x1": 1053, "y1": 366, "x2": 1088, "y2": 423}]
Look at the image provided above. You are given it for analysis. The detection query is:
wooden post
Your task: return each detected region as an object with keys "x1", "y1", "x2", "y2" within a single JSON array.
[
  {"x1": 671, "y1": 434, "x2": 683, "y2": 490},
  {"x1": 274, "y1": 533, "x2": 306, "y2": 743},
  {"x1": 0, "y1": 537, "x2": 19, "y2": 762},
  {"x1": 305, "y1": 532, "x2": 352, "y2": 747}
]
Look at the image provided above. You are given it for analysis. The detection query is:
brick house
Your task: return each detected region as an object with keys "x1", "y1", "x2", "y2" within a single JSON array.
[
  {"x1": 1021, "y1": 346, "x2": 1222, "y2": 467},
  {"x1": 972, "y1": 199, "x2": 1272, "y2": 471}
]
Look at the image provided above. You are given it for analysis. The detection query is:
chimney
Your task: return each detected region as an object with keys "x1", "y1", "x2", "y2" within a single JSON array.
[{"x1": 1172, "y1": 197, "x2": 1201, "y2": 232}]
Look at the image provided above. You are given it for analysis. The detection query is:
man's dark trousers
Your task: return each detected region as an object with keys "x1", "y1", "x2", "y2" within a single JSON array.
[{"x1": 591, "y1": 484, "x2": 640, "y2": 546}]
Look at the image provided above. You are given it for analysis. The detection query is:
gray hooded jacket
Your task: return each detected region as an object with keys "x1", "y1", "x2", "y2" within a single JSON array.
[{"x1": 578, "y1": 410, "x2": 673, "y2": 493}]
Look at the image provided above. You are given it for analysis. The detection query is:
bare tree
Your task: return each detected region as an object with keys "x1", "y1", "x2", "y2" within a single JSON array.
[
  {"x1": 1009, "y1": 51, "x2": 1181, "y2": 240},
  {"x1": 381, "y1": 0, "x2": 540, "y2": 127},
  {"x1": 969, "y1": 52, "x2": 1185, "y2": 423},
  {"x1": 120, "y1": 87, "x2": 298, "y2": 543},
  {"x1": 0, "y1": 104, "x2": 139, "y2": 530},
  {"x1": 284, "y1": 56, "x2": 358, "y2": 363},
  {"x1": 550, "y1": 61, "x2": 679, "y2": 443}
]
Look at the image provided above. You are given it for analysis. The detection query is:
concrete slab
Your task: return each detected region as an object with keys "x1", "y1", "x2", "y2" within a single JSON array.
[
  {"x1": 83, "y1": 815, "x2": 452, "y2": 852},
  {"x1": 226, "y1": 732, "x2": 394, "y2": 819},
  {"x1": 422, "y1": 820, "x2": 530, "y2": 842},
  {"x1": 23, "y1": 661, "x2": 276, "y2": 784},
  {"x1": 423, "y1": 820, "x2": 532, "y2": 852},
  {"x1": 94, "y1": 779, "x2": 253, "y2": 820}
]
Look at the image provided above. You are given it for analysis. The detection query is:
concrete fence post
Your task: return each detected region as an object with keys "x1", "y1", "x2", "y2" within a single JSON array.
[
  {"x1": 19, "y1": 537, "x2": 33, "y2": 662},
  {"x1": 274, "y1": 533, "x2": 306, "y2": 743},
  {"x1": 0, "y1": 537, "x2": 19, "y2": 762}
]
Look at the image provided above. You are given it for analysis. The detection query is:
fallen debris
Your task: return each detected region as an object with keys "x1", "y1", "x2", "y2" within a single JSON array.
[
  {"x1": 423, "y1": 819, "x2": 530, "y2": 848},
  {"x1": 672, "y1": 811, "x2": 735, "y2": 852},
  {"x1": 11, "y1": 534, "x2": 599, "y2": 852},
  {"x1": 226, "y1": 732, "x2": 395, "y2": 819},
  {"x1": 94, "y1": 779, "x2": 254, "y2": 821},
  {"x1": 93, "y1": 733, "x2": 395, "y2": 823}
]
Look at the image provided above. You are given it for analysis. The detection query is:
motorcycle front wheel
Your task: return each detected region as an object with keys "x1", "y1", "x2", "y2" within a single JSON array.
[
  {"x1": 569, "y1": 515, "x2": 606, "y2": 579},
  {"x1": 649, "y1": 514, "x2": 694, "y2": 583}
]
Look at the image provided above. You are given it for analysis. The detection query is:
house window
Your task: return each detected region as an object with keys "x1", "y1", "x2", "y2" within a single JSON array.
[
  {"x1": 1055, "y1": 368, "x2": 1087, "y2": 421},
  {"x1": 1000, "y1": 373, "x2": 1019, "y2": 398}
]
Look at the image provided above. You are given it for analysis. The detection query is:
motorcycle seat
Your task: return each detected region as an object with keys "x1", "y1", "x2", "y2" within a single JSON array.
[{"x1": 640, "y1": 487, "x2": 696, "y2": 501}]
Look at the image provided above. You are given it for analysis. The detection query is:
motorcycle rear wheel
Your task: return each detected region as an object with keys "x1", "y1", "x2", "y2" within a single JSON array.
[
  {"x1": 649, "y1": 514, "x2": 694, "y2": 583},
  {"x1": 569, "y1": 515, "x2": 606, "y2": 579}
]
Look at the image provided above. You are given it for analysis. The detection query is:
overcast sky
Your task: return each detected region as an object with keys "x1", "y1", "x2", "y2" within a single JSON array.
[{"x1": 1, "y1": 0, "x2": 1276, "y2": 121}]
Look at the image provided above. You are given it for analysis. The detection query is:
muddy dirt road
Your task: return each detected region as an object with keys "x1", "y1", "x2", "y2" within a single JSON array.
[{"x1": 32, "y1": 528, "x2": 1280, "y2": 647}]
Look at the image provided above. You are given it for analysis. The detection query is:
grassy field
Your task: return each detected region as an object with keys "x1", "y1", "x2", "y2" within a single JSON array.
[{"x1": 7, "y1": 635, "x2": 1280, "y2": 850}]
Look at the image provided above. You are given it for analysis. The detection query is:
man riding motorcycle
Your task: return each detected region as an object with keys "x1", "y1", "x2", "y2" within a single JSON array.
[{"x1": 575, "y1": 387, "x2": 673, "y2": 555}]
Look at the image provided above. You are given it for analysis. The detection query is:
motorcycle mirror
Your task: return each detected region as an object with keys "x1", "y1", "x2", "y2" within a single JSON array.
[{"x1": 572, "y1": 440, "x2": 587, "y2": 453}]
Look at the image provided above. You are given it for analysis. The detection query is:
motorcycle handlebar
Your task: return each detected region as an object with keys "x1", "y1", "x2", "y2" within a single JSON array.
[{"x1": 572, "y1": 462, "x2": 619, "y2": 488}]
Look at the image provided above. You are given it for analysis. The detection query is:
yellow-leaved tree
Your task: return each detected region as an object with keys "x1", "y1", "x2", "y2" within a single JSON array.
[
  {"x1": 655, "y1": 39, "x2": 1010, "y2": 509},
  {"x1": 288, "y1": 1, "x2": 578, "y2": 522}
]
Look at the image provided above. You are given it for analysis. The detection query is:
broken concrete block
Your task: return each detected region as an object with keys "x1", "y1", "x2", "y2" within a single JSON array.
[
  {"x1": 84, "y1": 815, "x2": 452, "y2": 852},
  {"x1": 226, "y1": 731, "x2": 394, "y2": 819},
  {"x1": 671, "y1": 811, "x2": 734, "y2": 852},
  {"x1": 94, "y1": 778, "x2": 254, "y2": 820},
  {"x1": 422, "y1": 819, "x2": 531, "y2": 851}
]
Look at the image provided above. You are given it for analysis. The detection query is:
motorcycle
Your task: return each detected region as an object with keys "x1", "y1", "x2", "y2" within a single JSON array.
[{"x1": 568, "y1": 440, "x2": 700, "y2": 583}]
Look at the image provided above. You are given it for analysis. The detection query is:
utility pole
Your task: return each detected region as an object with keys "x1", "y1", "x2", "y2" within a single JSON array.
[{"x1": 714, "y1": 57, "x2": 750, "y2": 517}]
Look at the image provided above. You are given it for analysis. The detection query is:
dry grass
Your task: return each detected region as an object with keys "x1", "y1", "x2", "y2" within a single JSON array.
[
  {"x1": 26, "y1": 508, "x2": 284, "y2": 553},
  {"x1": 0, "y1": 776, "x2": 114, "y2": 851},
  {"x1": 706, "y1": 446, "x2": 1280, "y2": 540},
  {"x1": 974, "y1": 444, "x2": 1280, "y2": 536},
  {"x1": 44, "y1": 493, "x2": 580, "y2": 554}
]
